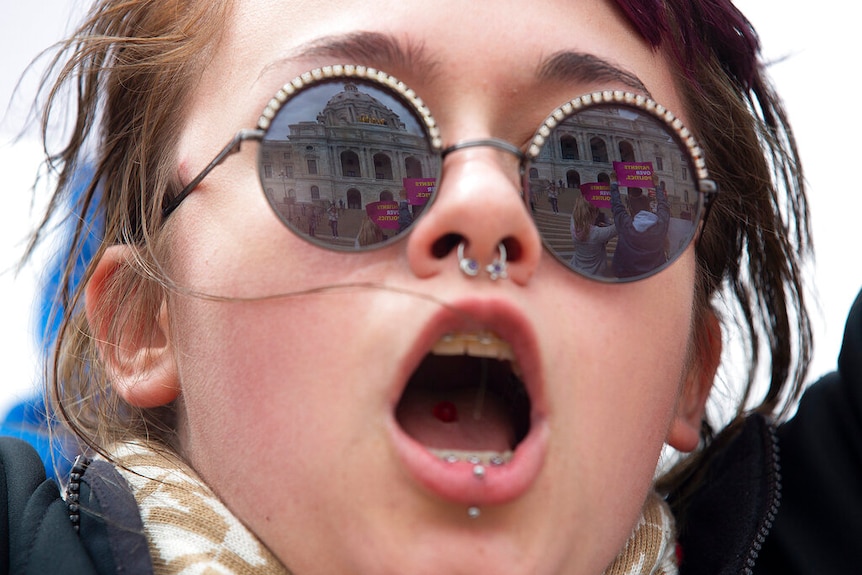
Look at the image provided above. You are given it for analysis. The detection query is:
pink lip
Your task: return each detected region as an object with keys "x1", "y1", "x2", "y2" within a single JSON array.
[{"x1": 389, "y1": 298, "x2": 549, "y2": 506}]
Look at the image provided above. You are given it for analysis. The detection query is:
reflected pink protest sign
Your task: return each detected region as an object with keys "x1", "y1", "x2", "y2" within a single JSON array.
[
  {"x1": 613, "y1": 161, "x2": 654, "y2": 188},
  {"x1": 580, "y1": 182, "x2": 611, "y2": 208},
  {"x1": 365, "y1": 201, "x2": 401, "y2": 230},
  {"x1": 403, "y1": 178, "x2": 436, "y2": 205}
]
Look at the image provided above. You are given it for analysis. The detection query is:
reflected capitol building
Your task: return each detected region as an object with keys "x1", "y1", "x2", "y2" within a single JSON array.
[
  {"x1": 528, "y1": 105, "x2": 696, "y2": 219},
  {"x1": 260, "y1": 82, "x2": 436, "y2": 212}
]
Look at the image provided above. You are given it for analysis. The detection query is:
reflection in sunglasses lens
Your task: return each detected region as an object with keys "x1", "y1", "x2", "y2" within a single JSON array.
[
  {"x1": 259, "y1": 80, "x2": 441, "y2": 251},
  {"x1": 529, "y1": 104, "x2": 702, "y2": 282}
]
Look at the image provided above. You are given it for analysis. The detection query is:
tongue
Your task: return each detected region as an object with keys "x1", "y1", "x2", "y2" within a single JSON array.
[{"x1": 395, "y1": 386, "x2": 516, "y2": 452}]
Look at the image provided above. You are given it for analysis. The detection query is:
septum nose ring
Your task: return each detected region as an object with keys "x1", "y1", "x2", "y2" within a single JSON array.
[{"x1": 457, "y1": 241, "x2": 509, "y2": 280}]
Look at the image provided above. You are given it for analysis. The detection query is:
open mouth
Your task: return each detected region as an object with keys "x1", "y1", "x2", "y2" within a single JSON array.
[{"x1": 395, "y1": 332, "x2": 531, "y2": 465}]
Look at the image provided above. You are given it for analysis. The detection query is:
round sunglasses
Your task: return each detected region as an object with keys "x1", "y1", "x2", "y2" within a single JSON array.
[{"x1": 163, "y1": 65, "x2": 718, "y2": 283}]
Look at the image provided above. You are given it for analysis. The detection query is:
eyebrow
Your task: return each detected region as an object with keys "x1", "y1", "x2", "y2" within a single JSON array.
[
  {"x1": 265, "y1": 31, "x2": 649, "y2": 97},
  {"x1": 537, "y1": 51, "x2": 652, "y2": 97},
  {"x1": 263, "y1": 32, "x2": 441, "y2": 83}
]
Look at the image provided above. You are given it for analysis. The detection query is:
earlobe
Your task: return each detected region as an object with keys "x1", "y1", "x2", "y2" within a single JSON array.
[
  {"x1": 666, "y1": 309, "x2": 722, "y2": 452},
  {"x1": 85, "y1": 245, "x2": 180, "y2": 408}
]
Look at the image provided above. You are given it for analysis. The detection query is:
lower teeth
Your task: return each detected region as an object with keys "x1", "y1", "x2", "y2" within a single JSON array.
[{"x1": 428, "y1": 448, "x2": 513, "y2": 465}]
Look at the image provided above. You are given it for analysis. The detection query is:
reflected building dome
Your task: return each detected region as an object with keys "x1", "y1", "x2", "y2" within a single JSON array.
[{"x1": 316, "y1": 83, "x2": 408, "y2": 131}]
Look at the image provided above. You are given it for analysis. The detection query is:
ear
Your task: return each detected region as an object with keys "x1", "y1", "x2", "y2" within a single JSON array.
[
  {"x1": 85, "y1": 245, "x2": 180, "y2": 408},
  {"x1": 666, "y1": 308, "x2": 722, "y2": 452}
]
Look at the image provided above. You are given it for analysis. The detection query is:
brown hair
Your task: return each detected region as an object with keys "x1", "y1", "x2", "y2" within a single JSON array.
[
  {"x1": 571, "y1": 194, "x2": 600, "y2": 242},
  {"x1": 613, "y1": 0, "x2": 812, "y2": 420},
  {"x1": 356, "y1": 214, "x2": 386, "y2": 247},
  {"x1": 614, "y1": 0, "x2": 813, "y2": 502},
  {"x1": 25, "y1": 0, "x2": 232, "y2": 455}
]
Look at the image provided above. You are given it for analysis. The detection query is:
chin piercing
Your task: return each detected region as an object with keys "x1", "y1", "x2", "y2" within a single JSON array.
[
  {"x1": 457, "y1": 241, "x2": 508, "y2": 280},
  {"x1": 468, "y1": 506, "x2": 481, "y2": 519}
]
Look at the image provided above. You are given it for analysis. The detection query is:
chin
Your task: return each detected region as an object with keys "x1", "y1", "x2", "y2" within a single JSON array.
[{"x1": 327, "y1": 522, "x2": 586, "y2": 575}]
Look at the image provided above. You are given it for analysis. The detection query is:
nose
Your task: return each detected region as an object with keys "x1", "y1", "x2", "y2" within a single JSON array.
[{"x1": 405, "y1": 141, "x2": 542, "y2": 285}]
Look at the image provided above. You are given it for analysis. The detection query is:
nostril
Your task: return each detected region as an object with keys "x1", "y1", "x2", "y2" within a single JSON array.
[
  {"x1": 501, "y1": 237, "x2": 522, "y2": 262},
  {"x1": 432, "y1": 234, "x2": 524, "y2": 262},
  {"x1": 432, "y1": 233, "x2": 464, "y2": 259}
]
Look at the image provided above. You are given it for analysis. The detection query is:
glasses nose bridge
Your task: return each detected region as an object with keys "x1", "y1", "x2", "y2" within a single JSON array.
[
  {"x1": 441, "y1": 137, "x2": 526, "y2": 165},
  {"x1": 439, "y1": 137, "x2": 529, "y2": 198}
]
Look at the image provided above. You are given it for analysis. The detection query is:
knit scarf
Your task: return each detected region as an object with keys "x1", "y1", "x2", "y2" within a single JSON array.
[
  {"x1": 603, "y1": 491, "x2": 679, "y2": 575},
  {"x1": 111, "y1": 442, "x2": 290, "y2": 575},
  {"x1": 110, "y1": 443, "x2": 676, "y2": 575}
]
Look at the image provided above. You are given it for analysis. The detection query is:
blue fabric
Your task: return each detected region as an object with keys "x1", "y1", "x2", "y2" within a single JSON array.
[
  {"x1": 0, "y1": 397, "x2": 75, "y2": 478},
  {"x1": 2, "y1": 166, "x2": 100, "y2": 479}
]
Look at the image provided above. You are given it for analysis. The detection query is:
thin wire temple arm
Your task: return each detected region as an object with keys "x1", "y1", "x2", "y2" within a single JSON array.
[{"x1": 162, "y1": 128, "x2": 265, "y2": 218}]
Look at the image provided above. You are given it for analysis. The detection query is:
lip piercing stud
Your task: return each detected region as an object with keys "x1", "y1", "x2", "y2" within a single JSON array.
[
  {"x1": 457, "y1": 242, "x2": 508, "y2": 280},
  {"x1": 468, "y1": 506, "x2": 481, "y2": 519},
  {"x1": 473, "y1": 464, "x2": 486, "y2": 479}
]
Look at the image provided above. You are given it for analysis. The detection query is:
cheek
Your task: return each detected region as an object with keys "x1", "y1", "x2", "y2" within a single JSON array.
[
  {"x1": 165, "y1": 281, "x2": 440, "y2": 561},
  {"x1": 537, "y1": 251, "x2": 696, "y2": 512},
  {"x1": 161, "y1": 182, "x2": 406, "y2": 465},
  {"x1": 164, "y1": 182, "x2": 315, "y2": 297},
  {"x1": 167, "y1": 290, "x2": 387, "y2": 498},
  {"x1": 166, "y1": 269, "x2": 420, "y2": 445}
]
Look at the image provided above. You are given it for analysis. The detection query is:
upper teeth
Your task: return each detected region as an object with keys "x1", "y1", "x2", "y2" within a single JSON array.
[{"x1": 432, "y1": 331, "x2": 515, "y2": 361}]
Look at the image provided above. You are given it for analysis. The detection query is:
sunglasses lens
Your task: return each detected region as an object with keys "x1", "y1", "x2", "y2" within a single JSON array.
[
  {"x1": 259, "y1": 78, "x2": 441, "y2": 250},
  {"x1": 528, "y1": 102, "x2": 704, "y2": 282}
]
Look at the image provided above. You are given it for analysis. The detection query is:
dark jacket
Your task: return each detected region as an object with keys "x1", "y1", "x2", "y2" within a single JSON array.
[
  {"x1": 0, "y1": 438, "x2": 152, "y2": 575},
  {"x1": 609, "y1": 182, "x2": 670, "y2": 278},
  {"x1": 675, "y1": 287, "x2": 862, "y2": 574},
  {"x1": 754, "y1": 287, "x2": 862, "y2": 573},
  {"x1": 671, "y1": 414, "x2": 781, "y2": 575}
]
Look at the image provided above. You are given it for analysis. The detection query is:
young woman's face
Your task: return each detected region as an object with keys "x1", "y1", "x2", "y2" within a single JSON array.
[{"x1": 164, "y1": 0, "x2": 707, "y2": 572}]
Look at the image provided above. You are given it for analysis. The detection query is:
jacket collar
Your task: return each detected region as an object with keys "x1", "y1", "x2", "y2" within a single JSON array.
[{"x1": 669, "y1": 414, "x2": 781, "y2": 575}]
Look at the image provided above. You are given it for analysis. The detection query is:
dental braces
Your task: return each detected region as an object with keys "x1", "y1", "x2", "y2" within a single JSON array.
[
  {"x1": 429, "y1": 449, "x2": 513, "y2": 466},
  {"x1": 439, "y1": 331, "x2": 497, "y2": 345}
]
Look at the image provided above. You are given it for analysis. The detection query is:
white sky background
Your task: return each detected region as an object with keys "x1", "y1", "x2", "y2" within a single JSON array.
[{"x1": 1, "y1": 1, "x2": 860, "y2": 417}]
